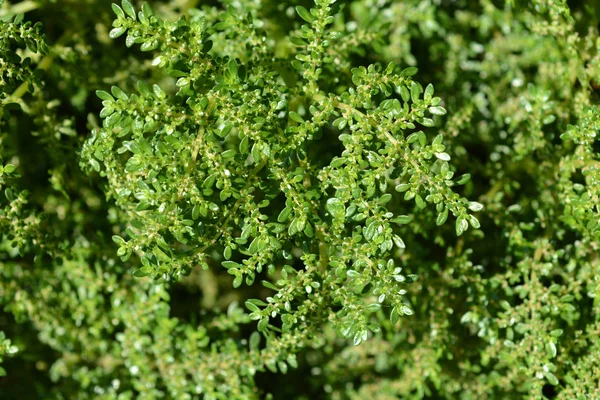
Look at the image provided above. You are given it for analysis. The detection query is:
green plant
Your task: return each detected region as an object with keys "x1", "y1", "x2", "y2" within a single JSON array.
[{"x1": 1, "y1": 0, "x2": 600, "y2": 399}]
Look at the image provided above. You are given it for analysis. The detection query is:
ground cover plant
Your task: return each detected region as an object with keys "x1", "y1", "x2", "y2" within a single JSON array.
[{"x1": 1, "y1": 0, "x2": 600, "y2": 398}]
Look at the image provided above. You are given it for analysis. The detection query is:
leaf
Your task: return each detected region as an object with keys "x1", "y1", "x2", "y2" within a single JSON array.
[
  {"x1": 390, "y1": 307, "x2": 400, "y2": 324},
  {"x1": 112, "y1": 235, "x2": 125, "y2": 245},
  {"x1": 414, "y1": 194, "x2": 426, "y2": 209},
  {"x1": 223, "y1": 246, "x2": 232, "y2": 260},
  {"x1": 365, "y1": 303, "x2": 381, "y2": 312},
  {"x1": 111, "y1": 3, "x2": 125, "y2": 18},
  {"x1": 295, "y1": 6, "x2": 314, "y2": 23},
  {"x1": 391, "y1": 215, "x2": 412, "y2": 225},
  {"x1": 257, "y1": 317, "x2": 269, "y2": 332},
  {"x1": 153, "y1": 84, "x2": 165, "y2": 99},
  {"x1": 289, "y1": 111, "x2": 304, "y2": 123},
  {"x1": 132, "y1": 269, "x2": 149, "y2": 277},
  {"x1": 392, "y1": 235, "x2": 405, "y2": 249},
  {"x1": 377, "y1": 194, "x2": 392, "y2": 205},
  {"x1": 353, "y1": 330, "x2": 366, "y2": 346},
  {"x1": 245, "y1": 301, "x2": 260, "y2": 312},
  {"x1": 399, "y1": 86, "x2": 410, "y2": 102},
  {"x1": 395, "y1": 183, "x2": 410, "y2": 192},
  {"x1": 429, "y1": 106, "x2": 447, "y2": 115},
  {"x1": 249, "y1": 331, "x2": 261, "y2": 350},
  {"x1": 152, "y1": 247, "x2": 171, "y2": 262},
  {"x1": 141, "y1": 2, "x2": 153, "y2": 17},
  {"x1": 222, "y1": 261, "x2": 240, "y2": 270},
  {"x1": 278, "y1": 207, "x2": 292, "y2": 223},
  {"x1": 421, "y1": 118, "x2": 435, "y2": 127},
  {"x1": 363, "y1": 221, "x2": 379, "y2": 242},
  {"x1": 435, "y1": 152, "x2": 450, "y2": 161},
  {"x1": 326, "y1": 198, "x2": 345, "y2": 219},
  {"x1": 546, "y1": 341, "x2": 557, "y2": 358},
  {"x1": 109, "y1": 27, "x2": 127, "y2": 39},
  {"x1": 227, "y1": 59, "x2": 238, "y2": 78},
  {"x1": 457, "y1": 173, "x2": 471, "y2": 185},
  {"x1": 456, "y1": 216, "x2": 468, "y2": 236},
  {"x1": 544, "y1": 371, "x2": 559, "y2": 386},
  {"x1": 192, "y1": 204, "x2": 202, "y2": 220},
  {"x1": 400, "y1": 67, "x2": 418, "y2": 77},
  {"x1": 550, "y1": 329, "x2": 563, "y2": 337},
  {"x1": 468, "y1": 215, "x2": 480, "y2": 229},
  {"x1": 468, "y1": 201, "x2": 484, "y2": 212},
  {"x1": 121, "y1": 0, "x2": 136, "y2": 19},
  {"x1": 436, "y1": 207, "x2": 448, "y2": 226},
  {"x1": 424, "y1": 83, "x2": 434, "y2": 99},
  {"x1": 233, "y1": 275, "x2": 243, "y2": 288},
  {"x1": 96, "y1": 90, "x2": 113, "y2": 101},
  {"x1": 347, "y1": 270, "x2": 360, "y2": 278}
]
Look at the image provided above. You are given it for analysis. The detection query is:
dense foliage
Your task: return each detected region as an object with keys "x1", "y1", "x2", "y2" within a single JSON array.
[{"x1": 1, "y1": 0, "x2": 600, "y2": 398}]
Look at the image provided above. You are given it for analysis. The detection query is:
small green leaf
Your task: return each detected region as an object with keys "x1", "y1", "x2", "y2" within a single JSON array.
[
  {"x1": 435, "y1": 152, "x2": 450, "y2": 161},
  {"x1": 457, "y1": 173, "x2": 471, "y2": 185},
  {"x1": 468, "y1": 201, "x2": 484, "y2": 212},
  {"x1": 233, "y1": 275, "x2": 243, "y2": 288},
  {"x1": 111, "y1": 3, "x2": 125, "y2": 18},
  {"x1": 112, "y1": 235, "x2": 125, "y2": 245},
  {"x1": 141, "y1": 2, "x2": 153, "y2": 17},
  {"x1": 227, "y1": 59, "x2": 238, "y2": 78},
  {"x1": 109, "y1": 27, "x2": 127, "y2": 39},
  {"x1": 414, "y1": 194, "x2": 426, "y2": 209},
  {"x1": 121, "y1": 0, "x2": 136, "y2": 19},
  {"x1": 550, "y1": 329, "x2": 563, "y2": 337},
  {"x1": 469, "y1": 215, "x2": 480, "y2": 229},
  {"x1": 96, "y1": 90, "x2": 113, "y2": 101},
  {"x1": 546, "y1": 341, "x2": 557, "y2": 358},
  {"x1": 421, "y1": 118, "x2": 435, "y2": 127},
  {"x1": 390, "y1": 307, "x2": 400, "y2": 324},
  {"x1": 392, "y1": 235, "x2": 405, "y2": 249},
  {"x1": 152, "y1": 247, "x2": 171, "y2": 262},
  {"x1": 399, "y1": 86, "x2": 410, "y2": 102},
  {"x1": 391, "y1": 215, "x2": 412, "y2": 225},
  {"x1": 289, "y1": 111, "x2": 304, "y2": 123},
  {"x1": 257, "y1": 317, "x2": 269, "y2": 331},
  {"x1": 249, "y1": 331, "x2": 261, "y2": 350},
  {"x1": 245, "y1": 301, "x2": 260, "y2": 312},
  {"x1": 326, "y1": 198, "x2": 345, "y2": 219},
  {"x1": 132, "y1": 269, "x2": 150, "y2": 277},
  {"x1": 365, "y1": 303, "x2": 381, "y2": 312},
  {"x1": 424, "y1": 83, "x2": 434, "y2": 100},
  {"x1": 395, "y1": 183, "x2": 410, "y2": 192},
  {"x1": 456, "y1": 216, "x2": 468, "y2": 236},
  {"x1": 295, "y1": 6, "x2": 314, "y2": 23},
  {"x1": 377, "y1": 193, "x2": 392, "y2": 205},
  {"x1": 151, "y1": 84, "x2": 165, "y2": 99},
  {"x1": 278, "y1": 207, "x2": 292, "y2": 223},
  {"x1": 429, "y1": 106, "x2": 447, "y2": 115},
  {"x1": 89, "y1": 159, "x2": 101, "y2": 172},
  {"x1": 544, "y1": 371, "x2": 559, "y2": 386},
  {"x1": 347, "y1": 270, "x2": 360, "y2": 278},
  {"x1": 400, "y1": 67, "x2": 418, "y2": 77},
  {"x1": 436, "y1": 207, "x2": 448, "y2": 226}
]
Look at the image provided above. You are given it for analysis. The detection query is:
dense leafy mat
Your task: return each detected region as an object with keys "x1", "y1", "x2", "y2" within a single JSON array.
[{"x1": 1, "y1": 0, "x2": 599, "y2": 398}]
